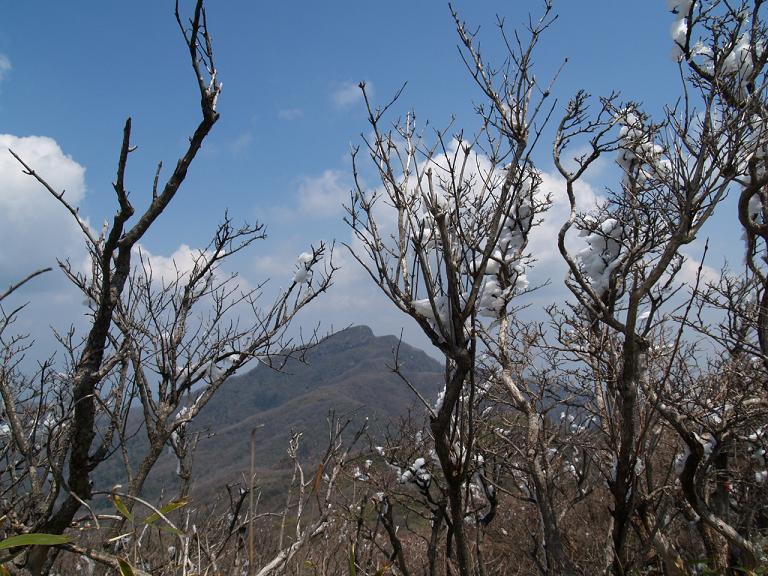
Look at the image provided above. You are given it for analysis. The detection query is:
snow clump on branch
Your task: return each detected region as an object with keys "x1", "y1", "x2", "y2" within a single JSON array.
[
  {"x1": 722, "y1": 36, "x2": 764, "y2": 97},
  {"x1": 293, "y1": 251, "x2": 314, "y2": 284},
  {"x1": 398, "y1": 457, "x2": 431, "y2": 485},
  {"x1": 668, "y1": 0, "x2": 694, "y2": 60},
  {"x1": 616, "y1": 108, "x2": 671, "y2": 186},
  {"x1": 577, "y1": 217, "x2": 623, "y2": 295}
]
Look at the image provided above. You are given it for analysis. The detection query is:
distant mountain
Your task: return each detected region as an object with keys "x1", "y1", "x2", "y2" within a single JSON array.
[{"x1": 134, "y1": 325, "x2": 443, "y2": 505}]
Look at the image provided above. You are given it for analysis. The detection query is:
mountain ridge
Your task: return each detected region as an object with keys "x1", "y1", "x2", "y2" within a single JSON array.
[{"x1": 130, "y1": 325, "x2": 443, "y2": 504}]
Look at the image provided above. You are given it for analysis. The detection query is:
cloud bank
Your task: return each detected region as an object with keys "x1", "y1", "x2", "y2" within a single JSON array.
[{"x1": 0, "y1": 134, "x2": 87, "y2": 288}]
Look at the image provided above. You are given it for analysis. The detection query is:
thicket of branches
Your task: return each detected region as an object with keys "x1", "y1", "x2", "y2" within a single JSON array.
[
  {"x1": 0, "y1": 2, "x2": 336, "y2": 574},
  {"x1": 342, "y1": 0, "x2": 768, "y2": 575},
  {"x1": 0, "y1": 1, "x2": 767, "y2": 575}
]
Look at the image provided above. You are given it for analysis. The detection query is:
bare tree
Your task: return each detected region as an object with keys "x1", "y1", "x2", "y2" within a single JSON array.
[
  {"x1": 343, "y1": 3, "x2": 582, "y2": 574},
  {"x1": 347, "y1": 1, "x2": 768, "y2": 575},
  {"x1": 0, "y1": 2, "x2": 333, "y2": 574},
  {"x1": 549, "y1": 1, "x2": 768, "y2": 573}
]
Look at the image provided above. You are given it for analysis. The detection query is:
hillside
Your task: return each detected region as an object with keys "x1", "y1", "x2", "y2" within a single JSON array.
[{"x1": 133, "y1": 325, "x2": 443, "y2": 505}]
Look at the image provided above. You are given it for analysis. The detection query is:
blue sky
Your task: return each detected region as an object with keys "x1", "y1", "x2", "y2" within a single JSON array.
[{"x1": 0, "y1": 1, "x2": 734, "y2": 356}]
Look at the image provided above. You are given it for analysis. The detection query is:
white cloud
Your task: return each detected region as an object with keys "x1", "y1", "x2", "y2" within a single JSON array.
[
  {"x1": 339, "y1": 137, "x2": 601, "y2": 273},
  {"x1": 0, "y1": 134, "x2": 89, "y2": 366},
  {"x1": 132, "y1": 244, "x2": 213, "y2": 285},
  {"x1": 331, "y1": 80, "x2": 370, "y2": 108},
  {"x1": 0, "y1": 134, "x2": 87, "y2": 287},
  {"x1": 277, "y1": 108, "x2": 303, "y2": 121},
  {"x1": 0, "y1": 54, "x2": 10, "y2": 85},
  {"x1": 261, "y1": 169, "x2": 351, "y2": 224},
  {"x1": 326, "y1": 141, "x2": 608, "y2": 348},
  {"x1": 296, "y1": 170, "x2": 348, "y2": 217},
  {"x1": 250, "y1": 239, "x2": 333, "y2": 286},
  {"x1": 249, "y1": 240, "x2": 439, "y2": 355},
  {"x1": 679, "y1": 249, "x2": 718, "y2": 287},
  {"x1": 248, "y1": 142, "x2": 603, "y2": 358},
  {"x1": 323, "y1": 245, "x2": 444, "y2": 355},
  {"x1": 529, "y1": 170, "x2": 601, "y2": 266}
]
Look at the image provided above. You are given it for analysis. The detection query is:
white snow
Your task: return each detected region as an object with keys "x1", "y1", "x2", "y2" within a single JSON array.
[
  {"x1": 720, "y1": 36, "x2": 764, "y2": 96},
  {"x1": 352, "y1": 467, "x2": 369, "y2": 482},
  {"x1": 577, "y1": 217, "x2": 623, "y2": 294},
  {"x1": 397, "y1": 456, "x2": 431, "y2": 484},
  {"x1": 293, "y1": 251, "x2": 315, "y2": 284},
  {"x1": 668, "y1": 0, "x2": 693, "y2": 60}
]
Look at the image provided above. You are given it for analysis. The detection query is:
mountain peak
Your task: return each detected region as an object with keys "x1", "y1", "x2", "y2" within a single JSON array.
[{"x1": 318, "y1": 325, "x2": 374, "y2": 350}]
